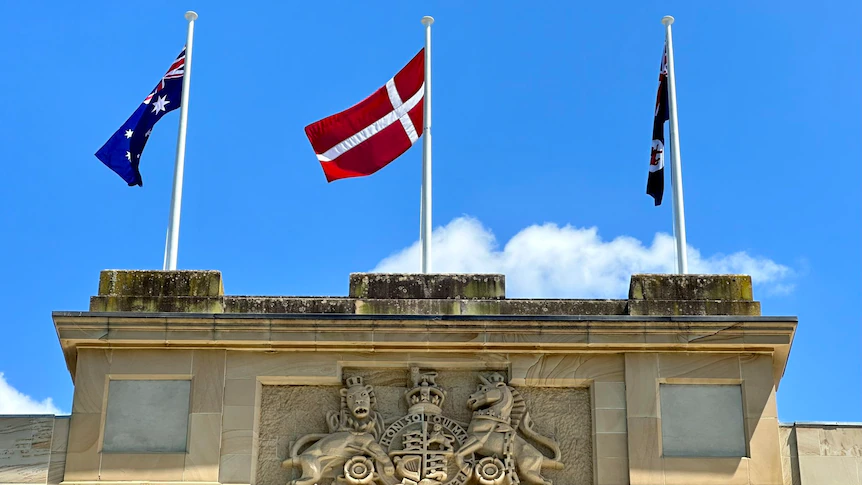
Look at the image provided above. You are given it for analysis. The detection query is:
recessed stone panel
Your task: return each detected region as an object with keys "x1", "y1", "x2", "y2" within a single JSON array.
[
  {"x1": 256, "y1": 369, "x2": 592, "y2": 485},
  {"x1": 103, "y1": 380, "x2": 191, "y2": 453},
  {"x1": 660, "y1": 384, "x2": 746, "y2": 457}
]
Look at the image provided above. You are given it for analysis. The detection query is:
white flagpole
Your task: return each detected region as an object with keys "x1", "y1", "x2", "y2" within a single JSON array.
[
  {"x1": 662, "y1": 15, "x2": 689, "y2": 274},
  {"x1": 163, "y1": 11, "x2": 198, "y2": 271},
  {"x1": 420, "y1": 16, "x2": 434, "y2": 274}
]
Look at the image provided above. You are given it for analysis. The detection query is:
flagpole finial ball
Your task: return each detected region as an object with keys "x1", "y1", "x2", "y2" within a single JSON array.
[
  {"x1": 421, "y1": 16, "x2": 434, "y2": 26},
  {"x1": 661, "y1": 15, "x2": 675, "y2": 26},
  {"x1": 185, "y1": 11, "x2": 198, "y2": 21}
]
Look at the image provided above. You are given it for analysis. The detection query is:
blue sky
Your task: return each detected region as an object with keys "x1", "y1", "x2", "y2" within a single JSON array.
[{"x1": 0, "y1": 1, "x2": 858, "y2": 421}]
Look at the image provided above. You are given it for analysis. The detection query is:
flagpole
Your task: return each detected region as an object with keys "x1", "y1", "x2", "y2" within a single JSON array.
[
  {"x1": 662, "y1": 15, "x2": 688, "y2": 274},
  {"x1": 420, "y1": 16, "x2": 434, "y2": 274},
  {"x1": 163, "y1": 11, "x2": 198, "y2": 271}
]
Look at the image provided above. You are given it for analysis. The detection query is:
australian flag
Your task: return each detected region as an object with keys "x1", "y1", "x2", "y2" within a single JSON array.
[
  {"x1": 647, "y1": 42, "x2": 669, "y2": 206},
  {"x1": 96, "y1": 48, "x2": 186, "y2": 186}
]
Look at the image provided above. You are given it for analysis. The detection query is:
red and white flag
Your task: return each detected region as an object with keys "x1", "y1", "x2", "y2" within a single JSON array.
[{"x1": 305, "y1": 49, "x2": 425, "y2": 182}]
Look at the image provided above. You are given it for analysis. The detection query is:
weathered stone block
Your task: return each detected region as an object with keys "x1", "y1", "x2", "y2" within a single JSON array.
[
  {"x1": 349, "y1": 273, "x2": 505, "y2": 300},
  {"x1": 223, "y1": 297, "x2": 355, "y2": 314},
  {"x1": 98, "y1": 270, "x2": 223, "y2": 297},
  {"x1": 354, "y1": 298, "x2": 462, "y2": 315},
  {"x1": 497, "y1": 299, "x2": 628, "y2": 316},
  {"x1": 628, "y1": 274, "x2": 753, "y2": 301},
  {"x1": 92, "y1": 271, "x2": 225, "y2": 313},
  {"x1": 626, "y1": 299, "x2": 761, "y2": 316},
  {"x1": 89, "y1": 296, "x2": 224, "y2": 313},
  {"x1": 351, "y1": 298, "x2": 627, "y2": 316}
]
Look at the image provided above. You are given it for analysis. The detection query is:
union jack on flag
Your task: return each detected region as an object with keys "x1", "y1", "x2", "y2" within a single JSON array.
[
  {"x1": 145, "y1": 51, "x2": 185, "y2": 105},
  {"x1": 96, "y1": 48, "x2": 187, "y2": 186}
]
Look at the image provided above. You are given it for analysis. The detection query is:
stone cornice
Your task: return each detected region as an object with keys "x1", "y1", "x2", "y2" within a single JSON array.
[
  {"x1": 53, "y1": 311, "x2": 796, "y2": 387},
  {"x1": 54, "y1": 311, "x2": 795, "y2": 322}
]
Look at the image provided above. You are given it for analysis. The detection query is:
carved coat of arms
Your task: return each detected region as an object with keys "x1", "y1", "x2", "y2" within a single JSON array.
[{"x1": 282, "y1": 370, "x2": 562, "y2": 485}]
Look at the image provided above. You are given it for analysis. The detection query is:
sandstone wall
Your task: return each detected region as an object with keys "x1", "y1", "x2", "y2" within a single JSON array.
[{"x1": 0, "y1": 416, "x2": 68, "y2": 484}]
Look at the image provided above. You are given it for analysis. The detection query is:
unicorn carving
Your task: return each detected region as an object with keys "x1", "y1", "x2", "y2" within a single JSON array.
[{"x1": 453, "y1": 373, "x2": 563, "y2": 485}]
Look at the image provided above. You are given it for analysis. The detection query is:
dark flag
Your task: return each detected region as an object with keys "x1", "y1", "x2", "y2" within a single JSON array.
[
  {"x1": 648, "y1": 42, "x2": 669, "y2": 205},
  {"x1": 95, "y1": 48, "x2": 186, "y2": 186}
]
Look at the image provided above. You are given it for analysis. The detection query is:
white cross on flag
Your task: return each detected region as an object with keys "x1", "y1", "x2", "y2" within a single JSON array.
[{"x1": 305, "y1": 49, "x2": 424, "y2": 182}]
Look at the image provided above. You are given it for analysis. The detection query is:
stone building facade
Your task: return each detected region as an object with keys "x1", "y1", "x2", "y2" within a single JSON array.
[{"x1": 0, "y1": 271, "x2": 859, "y2": 485}]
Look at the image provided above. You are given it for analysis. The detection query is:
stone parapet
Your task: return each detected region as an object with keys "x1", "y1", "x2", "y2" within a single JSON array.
[
  {"x1": 83, "y1": 271, "x2": 761, "y2": 316},
  {"x1": 629, "y1": 274, "x2": 753, "y2": 301},
  {"x1": 349, "y1": 273, "x2": 505, "y2": 300},
  {"x1": 224, "y1": 296, "x2": 355, "y2": 314},
  {"x1": 89, "y1": 295, "x2": 225, "y2": 313},
  {"x1": 97, "y1": 270, "x2": 223, "y2": 297},
  {"x1": 90, "y1": 270, "x2": 224, "y2": 313},
  {"x1": 628, "y1": 274, "x2": 761, "y2": 316},
  {"x1": 627, "y1": 299, "x2": 761, "y2": 316},
  {"x1": 352, "y1": 298, "x2": 628, "y2": 315}
]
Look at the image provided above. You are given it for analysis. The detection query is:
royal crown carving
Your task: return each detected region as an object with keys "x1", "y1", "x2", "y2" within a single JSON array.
[{"x1": 282, "y1": 370, "x2": 563, "y2": 485}]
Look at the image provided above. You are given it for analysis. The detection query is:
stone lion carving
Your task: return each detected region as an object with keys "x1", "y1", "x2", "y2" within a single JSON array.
[
  {"x1": 282, "y1": 377, "x2": 396, "y2": 485},
  {"x1": 453, "y1": 373, "x2": 563, "y2": 485},
  {"x1": 327, "y1": 376, "x2": 386, "y2": 438}
]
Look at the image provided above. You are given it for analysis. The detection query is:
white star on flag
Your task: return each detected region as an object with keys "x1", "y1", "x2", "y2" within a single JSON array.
[
  {"x1": 125, "y1": 151, "x2": 131, "y2": 161},
  {"x1": 152, "y1": 95, "x2": 170, "y2": 114},
  {"x1": 124, "y1": 129, "x2": 133, "y2": 139}
]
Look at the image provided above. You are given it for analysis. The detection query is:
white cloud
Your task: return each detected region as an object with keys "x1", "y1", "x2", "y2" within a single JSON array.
[
  {"x1": 0, "y1": 372, "x2": 61, "y2": 415},
  {"x1": 373, "y1": 216, "x2": 793, "y2": 298}
]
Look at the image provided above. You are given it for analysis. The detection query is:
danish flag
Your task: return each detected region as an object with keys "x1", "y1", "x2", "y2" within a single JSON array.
[{"x1": 305, "y1": 49, "x2": 425, "y2": 182}]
